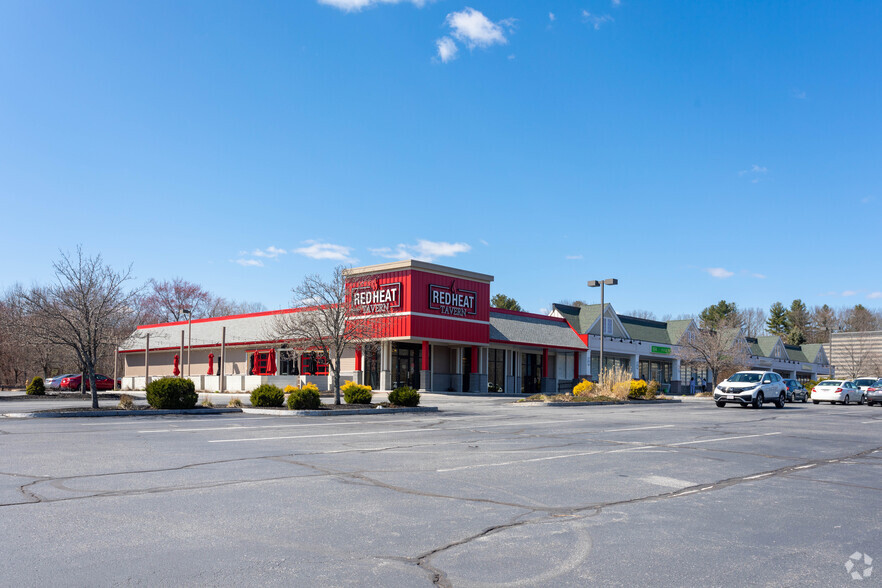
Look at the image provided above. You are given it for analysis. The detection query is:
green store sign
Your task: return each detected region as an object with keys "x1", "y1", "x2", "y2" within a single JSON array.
[{"x1": 651, "y1": 346, "x2": 671, "y2": 354}]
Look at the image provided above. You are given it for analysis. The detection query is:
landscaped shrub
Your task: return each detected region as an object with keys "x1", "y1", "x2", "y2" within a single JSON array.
[
  {"x1": 628, "y1": 379, "x2": 656, "y2": 399},
  {"x1": 301, "y1": 382, "x2": 320, "y2": 394},
  {"x1": 250, "y1": 384, "x2": 284, "y2": 407},
  {"x1": 388, "y1": 386, "x2": 420, "y2": 407},
  {"x1": 227, "y1": 398, "x2": 243, "y2": 408},
  {"x1": 145, "y1": 377, "x2": 198, "y2": 409},
  {"x1": 342, "y1": 380, "x2": 372, "y2": 404},
  {"x1": 117, "y1": 394, "x2": 135, "y2": 410},
  {"x1": 288, "y1": 386, "x2": 321, "y2": 410},
  {"x1": 646, "y1": 380, "x2": 660, "y2": 397},
  {"x1": 284, "y1": 385, "x2": 299, "y2": 394},
  {"x1": 572, "y1": 379, "x2": 596, "y2": 397},
  {"x1": 26, "y1": 376, "x2": 45, "y2": 396}
]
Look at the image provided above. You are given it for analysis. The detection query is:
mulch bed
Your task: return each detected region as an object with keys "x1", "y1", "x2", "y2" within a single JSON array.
[
  {"x1": 252, "y1": 403, "x2": 406, "y2": 411},
  {"x1": 0, "y1": 393, "x2": 125, "y2": 402}
]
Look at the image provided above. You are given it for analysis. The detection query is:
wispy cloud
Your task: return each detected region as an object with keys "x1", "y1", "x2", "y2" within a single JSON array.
[
  {"x1": 751, "y1": 273, "x2": 766, "y2": 279},
  {"x1": 582, "y1": 11, "x2": 614, "y2": 30},
  {"x1": 868, "y1": 292, "x2": 882, "y2": 299},
  {"x1": 842, "y1": 290, "x2": 858, "y2": 297},
  {"x1": 318, "y1": 0, "x2": 430, "y2": 12},
  {"x1": 565, "y1": 254, "x2": 583, "y2": 260},
  {"x1": 293, "y1": 240, "x2": 356, "y2": 262},
  {"x1": 251, "y1": 246, "x2": 287, "y2": 259},
  {"x1": 705, "y1": 267, "x2": 734, "y2": 279},
  {"x1": 611, "y1": 0, "x2": 621, "y2": 5},
  {"x1": 371, "y1": 239, "x2": 471, "y2": 262},
  {"x1": 861, "y1": 196, "x2": 875, "y2": 204},
  {"x1": 232, "y1": 258, "x2": 264, "y2": 268},
  {"x1": 548, "y1": 12, "x2": 556, "y2": 22},
  {"x1": 792, "y1": 88, "x2": 807, "y2": 99},
  {"x1": 436, "y1": 8, "x2": 514, "y2": 63},
  {"x1": 739, "y1": 164, "x2": 768, "y2": 183}
]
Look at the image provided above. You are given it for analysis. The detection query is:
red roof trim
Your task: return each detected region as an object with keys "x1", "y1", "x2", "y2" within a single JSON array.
[
  {"x1": 135, "y1": 305, "x2": 329, "y2": 330},
  {"x1": 490, "y1": 308, "x2": 568, "y2": 323},
  {"x1": 490, "y1": 338, "x2": 586, "y2": 352}
]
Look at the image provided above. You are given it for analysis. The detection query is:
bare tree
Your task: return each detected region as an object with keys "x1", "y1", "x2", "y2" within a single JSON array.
[
  {"x1": 739, "y1": 307, "x2": 767, "y2": 338},
  {"x1": 675, "y1": 316, "x2": 750, "y2": 388},
  {"x1": 139, "y1": 278, "x2": 213, "y2": 323},
  {"x1": 273, "y1": 266, "x2": 385, "y2": 405},
  {"x1": 831, "y1": 331, "x2": 882, "y2": 379},
  {"x1": 627, "y1": 309, "x2": 657, "y2": 320},
  {"x1": 20, "y1": 247, "x2": 140, "y2": 408}
]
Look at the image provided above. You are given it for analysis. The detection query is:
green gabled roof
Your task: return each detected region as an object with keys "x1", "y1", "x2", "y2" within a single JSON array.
[
  {"x1": 801, "y1": 344, "x2": 825, "y2": 363},
  {"x1": 617, "y1": 315, "x2": 670, "y2": 344},
  {"x1": 665, "y1": 319, "x2": 693, "y2": 345},
  {"x1": 784, "y1": 344, "x2": 809, "y2": 362},
  {"x1": 755, "y1": 336, "x2": 783, "y2": 358},
  {"x1": 552, "y1": 303, "x2": 605, "y2": 335}
]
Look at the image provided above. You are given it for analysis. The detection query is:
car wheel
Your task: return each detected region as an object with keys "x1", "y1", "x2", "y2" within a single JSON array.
[
  {"x1": 801, "y1": 395, "x2": 807, "y2": 403},
  {"x1": 715, "y1": 401, "x2": 726, "y2": 408},
  {"x1": 813, "y1": 400, "x2": 820, "y2": 404},
  {"x1": 859, "y1": 395, "x2": 865, "y2": 405},
  {"x1": 775, "y1": 393, "x2": 785, "y2": 408},
  {"x1": 844, "y1": 395, "x2": 850, "y2": 405},
  {"x1": 753, "y1": 392, "x2": 764, "y2": 409},
  {"x1": 868, "y1": 401, "x2": 875, "y2": 407}
]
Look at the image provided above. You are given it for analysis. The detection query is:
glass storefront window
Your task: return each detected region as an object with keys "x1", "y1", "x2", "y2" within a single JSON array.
[{"x1": 488, "y1": 349, "x2": 505, "y2": 392}]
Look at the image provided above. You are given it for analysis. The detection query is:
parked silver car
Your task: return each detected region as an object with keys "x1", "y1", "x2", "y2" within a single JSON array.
[
  {"x1": 714, "y1": 371, "x2": 787, "y2": 409},
  {"x1": 783, "y1": 379, "x2": 808, "y2": 403},
  {"x1": 866, "y1": 379, "x2": 882, "y2": 407}
]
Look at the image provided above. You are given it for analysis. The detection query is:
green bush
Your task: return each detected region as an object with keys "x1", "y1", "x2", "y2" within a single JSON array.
[
  {"x1": 388, "y1": 386, "x2": 420, "y2": 407},
  {"x1": 342, "y1": 380, "x2": 373, "y2": 404},
  {"x1": 250, "y1": 384, "x2": 285, "y2": 407},
  {"x1": 26, "y1": 376, "x2": 45, "y2": 396},
  {"x1": 145, "y1": 377, "x2": 197, "y2": 409},
  {"x1": 288, "y1": 387, "x2": 321, "y2": 410}
]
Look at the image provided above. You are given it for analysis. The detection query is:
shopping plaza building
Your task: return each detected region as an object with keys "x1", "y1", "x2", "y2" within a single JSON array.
[{"x1": 119, "y1": 260, "x2": 833, "y2": 394}]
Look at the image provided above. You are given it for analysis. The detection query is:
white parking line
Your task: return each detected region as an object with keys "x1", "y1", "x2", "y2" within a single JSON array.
[
  {"x1": 670, "y1": 432, "x2": 781, "y2": 446},
  {"x1": 437, "y1": 450, "x2": 603, "y2": 473},
  {"x1": 744, "y1": 473, "x2": 773, "y2": 480},
  {"x1": 82, "y1": 417, "x2": 274, "y2": 427},
  {"x1": 209, "y1": 427, "x2": 440, "y2": 443}
]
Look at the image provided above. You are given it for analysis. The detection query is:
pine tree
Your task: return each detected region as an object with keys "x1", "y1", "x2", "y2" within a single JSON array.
[
  {"x1": 786, "y1": 299, "x2": 810, "y2": 345},
  {"x1": 766, "y1": 302, "x2": 791, "y2": 336},
  {"x1": 699, "y1": 300, "x2": 739, "y2": 329}
]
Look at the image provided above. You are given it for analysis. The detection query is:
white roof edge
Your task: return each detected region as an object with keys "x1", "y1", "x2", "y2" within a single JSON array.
[{"x1": 343, "y1": 260, "x2": 494, "y2": 283}]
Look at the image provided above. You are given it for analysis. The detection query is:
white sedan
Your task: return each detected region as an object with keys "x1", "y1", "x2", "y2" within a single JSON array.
[{"x1": 811, "y1": 380, "x2": 863, "y2": 405}]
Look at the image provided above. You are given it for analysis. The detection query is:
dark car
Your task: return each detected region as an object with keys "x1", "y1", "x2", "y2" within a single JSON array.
[
  {"x1": 60, "y1": 374, "x2": 119, "y2": 391},
  {"x1": 783, "y1": 379, "x2": 808, "y2": 403},
  {"x1": 866, "y1": 379, "x2": 882, "y2": 406}
]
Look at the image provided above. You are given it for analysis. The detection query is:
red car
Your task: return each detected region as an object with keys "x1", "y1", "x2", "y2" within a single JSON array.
[{"x1": 60, "y1": 374, "x2": 119, "y2": 391}]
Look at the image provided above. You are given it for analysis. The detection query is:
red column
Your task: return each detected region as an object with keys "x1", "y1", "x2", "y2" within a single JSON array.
[
  {"x1": 421, "y1": 341, "x2": 429, "y2": 371},
  {"x1": 355, "y1": 346, "x2": 362, "y2": 371},
  {"x1": 471, "y1": 346, "x2": 478, "y2": 374},
  {"x1": 542, "y1": 348, "x2": 548, "y2": 378},
  {"x1": 573, "y1": 351, "x2": 579, "y2": 379}
]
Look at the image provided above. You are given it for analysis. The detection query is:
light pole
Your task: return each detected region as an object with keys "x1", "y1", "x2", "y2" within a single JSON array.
[
  {"x1": 182, "y1": 308, "x2": 192, "y2": 378},
  {"x1": 587, "y1": 278, "x2": 618, "y2": 385}
]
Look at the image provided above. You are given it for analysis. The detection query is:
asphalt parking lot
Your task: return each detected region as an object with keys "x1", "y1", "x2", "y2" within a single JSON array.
[{"x1": 1, "y1": 395, "x2": 880, "y2": 587}]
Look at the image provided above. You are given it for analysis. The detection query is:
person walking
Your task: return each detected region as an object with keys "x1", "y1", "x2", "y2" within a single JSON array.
[{"x1": 689, "y1": 376, "x2": 696, "y2": 395}]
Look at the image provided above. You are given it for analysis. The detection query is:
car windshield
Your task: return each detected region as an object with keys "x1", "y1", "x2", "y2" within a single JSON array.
[
  {"x1": 854, "y1": 378, "x2": 876, "y2": 386},
  {"x1": 818, "y1": 380, "x2": 842, "y2": 387},
  {"x1": 728, "y1": 373, "x2": 761, "y2": 383}
]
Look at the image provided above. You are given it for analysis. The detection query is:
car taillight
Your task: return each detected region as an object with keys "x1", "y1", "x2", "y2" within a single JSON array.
[
  {"x1": 834, "y1": 388, "x2": 842, "y2": 393},
  {"x1": 812, "y1": 388, "x2": 816, "y2": 393},
  {"x1": 870, "y1": 387, "x2": 877, "y2": 392}
]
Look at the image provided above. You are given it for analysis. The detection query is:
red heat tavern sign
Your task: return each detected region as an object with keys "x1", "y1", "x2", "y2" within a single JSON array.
[
  {"x1": 428, "y1": 281, "x2": 477, "y2": 317},
  {"x1": 350, "y1": 280, "x2": 402, "y2": 314}
]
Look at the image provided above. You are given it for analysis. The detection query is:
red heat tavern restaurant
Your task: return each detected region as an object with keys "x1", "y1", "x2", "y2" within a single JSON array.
[{"x1": 119, "y1": 260, "x2": 586, "y2": 395}]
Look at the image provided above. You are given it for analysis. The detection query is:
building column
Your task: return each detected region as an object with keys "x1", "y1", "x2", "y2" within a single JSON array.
[
  {"x1": 469, "y1": 346, "x2": 480, "y2": 393},
  {"x1": 353, "y1": 346, "x2": 363, "y2": 385},
  {"x1": 540, "y1": 348, "x2": 554, "y2": 394},
  {"x1": 419, "y1": 340, "x2": 431, "y2": 392},
  {"x1": 631, "y1": 353, "x2": 640, "y2": 379},
  {"x1": 573, "y1": 351, "x2": 580, "y2": 381},
  {"x1": 380, "y1": 341, "x2": 392, "y2": 391}
]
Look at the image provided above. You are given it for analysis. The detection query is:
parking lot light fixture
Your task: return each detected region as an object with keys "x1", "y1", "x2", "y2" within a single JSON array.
[{"x1": 588, "y1": 278, "x2": 618, "y2": 385}]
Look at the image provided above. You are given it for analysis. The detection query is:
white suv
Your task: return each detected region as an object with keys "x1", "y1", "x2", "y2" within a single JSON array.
[{"x1": 713, "y1": 371, "x2": 787, "y2": 409}]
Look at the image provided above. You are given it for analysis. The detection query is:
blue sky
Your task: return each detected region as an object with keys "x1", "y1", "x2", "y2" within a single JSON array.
[{"x1": 1, "y1": 0, "x2": 880, "y2": 317}]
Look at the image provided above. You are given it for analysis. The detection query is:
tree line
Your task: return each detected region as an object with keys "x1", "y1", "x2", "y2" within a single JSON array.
[{"x1": 0, "y1": 247, "x2": 264, "y2": 403}]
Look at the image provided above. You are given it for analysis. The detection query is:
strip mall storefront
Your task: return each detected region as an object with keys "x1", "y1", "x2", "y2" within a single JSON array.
[{"x1": 120, "y1": 260, "x2": 586, "y2": 394}]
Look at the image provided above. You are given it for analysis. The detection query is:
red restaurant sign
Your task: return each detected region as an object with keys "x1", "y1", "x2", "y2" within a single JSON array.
[
  {"x1": 350, "y1": 281, "x2": 402, "y2": 314},
  {"x1": 428, "y1": 281, "x2": 477, "y2": 317}
]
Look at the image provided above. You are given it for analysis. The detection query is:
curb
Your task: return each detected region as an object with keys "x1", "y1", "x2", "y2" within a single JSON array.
[
  {"x1": 513, "y1": 399, "x2": 683, "y2": 407},
  {"x1": 2, "y1": 408, "x2": 243, "y2": 419},
  {"x1": 242, "y1": 406, "x2": 440, "y2": 416}
]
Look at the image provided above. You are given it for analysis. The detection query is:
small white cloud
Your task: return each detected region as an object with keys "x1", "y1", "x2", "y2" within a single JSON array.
[
  {"x1": 611, "y1": 0, "x2": 621, "y2": 5},
  {"x1": 436, "y1": 36, "x2": 458, "y2": 63},
  {"x1": 792, "y1": 88, "x2": 807, "y2": 99},
  {"x1": 565, "y1": 255, "x2": 583, "y2": 260},
  {"x1": 371, "y1": 239, "x2": 470, "y2": 262},
  {"x1": 251, "y1": 246, "x2": 287, "y2": 259},
  {"x1": 446, "y1": 8, "x2": 510, "y2": 48},
  {"x1": 861, "y1": 196, "x2": 875, "y2": 204},
  {"x1": 751, "y1": 273, "x2": 766, "y2": 279},
  {"x1": 705, "y1": 267, "x2": 734, "y2": 279},
  {"x1": 318, "y1": 0, "x2": 429, "y2": 12},
  {"x1": 868, "y1": 292, "x2": 882, "y2": 299},
  {"x1": 293, "y1": 240, "x2": 356, "y2": 262},
  {"x1": 842, "y1": 290, "x2": 857, "y2": 297},
  {"x1": 480, "y1": 239, "x2": 489, "y2": 246},
  {"x1": 232, "y1": 258, "x2": 264, "y2": 267},
  {"x1": 582, "y1": 11, "x2": 614, "y2": 30},
  {"x1": 548, "y1": 12, "x2": 556, "y2": 22},
  {"x1": 739, "y1": 164, "x2": 768, "y2": 176}
]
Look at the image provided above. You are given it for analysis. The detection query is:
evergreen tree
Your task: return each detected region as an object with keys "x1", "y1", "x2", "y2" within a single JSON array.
[
  {"x1": 786, "y1": 299, "x2": 810, "y2": 345},
  {"x1": 699, "y1": 300, "x2": 739, "y2": 329},
  {"x1": 766, "y1": 301, "x2": 791, "y2": 336},
  {"x1": 491, "y1": 293, "x2": 523, "y2": 312}
]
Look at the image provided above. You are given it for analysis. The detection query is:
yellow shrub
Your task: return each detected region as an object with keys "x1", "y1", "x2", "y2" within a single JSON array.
[
  {"x1": 301, "y1": 382, "x2": 320, "y2": 393},
  {"x1": 573, "y1": 379, "x2": 596, "y2": 397},
  {"x1": 284, "y1": 385, "x2": 300, "y2": 394}
]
